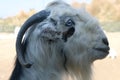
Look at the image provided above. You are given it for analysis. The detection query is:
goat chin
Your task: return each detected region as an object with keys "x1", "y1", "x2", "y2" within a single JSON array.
[{"x1": 10, "y1": 1, "x2": 109, "y2": 80}]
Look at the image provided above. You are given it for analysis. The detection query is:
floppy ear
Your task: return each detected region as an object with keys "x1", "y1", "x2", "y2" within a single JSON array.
[{"x1": 16, "y1": 10, "x2": 50, "y2": 68}]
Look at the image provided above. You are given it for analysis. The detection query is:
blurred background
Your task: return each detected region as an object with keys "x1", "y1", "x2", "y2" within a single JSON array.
[{"x1": 0, "y1": 0, "x2": 120, "y2": 80}]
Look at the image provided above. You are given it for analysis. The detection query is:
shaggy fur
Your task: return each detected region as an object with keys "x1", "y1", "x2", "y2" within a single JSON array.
[{"x1": 10, "y1": 1, "x2": 109, "y2": 80}]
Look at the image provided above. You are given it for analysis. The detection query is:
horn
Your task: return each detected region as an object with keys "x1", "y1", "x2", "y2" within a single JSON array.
[{"x1": 16, "y1": 10, "x2": 50, "y2": 68}]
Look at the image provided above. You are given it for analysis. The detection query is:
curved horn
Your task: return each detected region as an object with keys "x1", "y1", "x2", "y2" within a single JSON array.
[{"x1": 16, "y1": 10, "x2": 50, "y2": 68}]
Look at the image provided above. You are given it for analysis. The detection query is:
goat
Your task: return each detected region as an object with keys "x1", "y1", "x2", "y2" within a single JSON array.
[{"x1": 10, "y1": 1, "x2": 110, "y2": 80}]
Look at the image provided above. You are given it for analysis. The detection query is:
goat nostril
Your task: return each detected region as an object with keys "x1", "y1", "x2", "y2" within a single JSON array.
[{"x1": 102, "y1": 38, "x2": 109, "y2": 46}]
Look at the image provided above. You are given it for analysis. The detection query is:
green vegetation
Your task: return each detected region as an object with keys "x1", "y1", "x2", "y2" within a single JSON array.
[
  {"x1": 0, "y1": 9, "x2": 36, "y2": 33},
  {"x1": 101, "y1": 22, "x2": 120, "y2": 32},
  {"x1": 0, "y1": 25, "x2": 15, "y2": 33}
]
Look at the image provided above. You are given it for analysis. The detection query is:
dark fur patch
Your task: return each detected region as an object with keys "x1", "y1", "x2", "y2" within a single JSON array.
[{"x1": 10, "y1": 59, "x2": 22, "y2": 80}]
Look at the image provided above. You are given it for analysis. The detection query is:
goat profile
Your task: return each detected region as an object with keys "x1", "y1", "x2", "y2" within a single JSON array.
[{"x1": 10, "y1": 1, "x2": 109, "y2": 80}]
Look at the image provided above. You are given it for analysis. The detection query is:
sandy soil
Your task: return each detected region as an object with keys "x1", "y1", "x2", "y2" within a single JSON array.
[{"x1": 0, "y1": 32, "x2": 120, "y2": 80}]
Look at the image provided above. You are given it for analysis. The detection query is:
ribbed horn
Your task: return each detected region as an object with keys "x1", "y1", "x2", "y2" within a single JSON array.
[{"x1": 16, "y1": 10, "x2": 50, "y2": 68}]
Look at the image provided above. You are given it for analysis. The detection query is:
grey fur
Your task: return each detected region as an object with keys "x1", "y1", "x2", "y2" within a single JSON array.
[{"x1": 10, "y1": 1, "x2": 109, "y2": 80}]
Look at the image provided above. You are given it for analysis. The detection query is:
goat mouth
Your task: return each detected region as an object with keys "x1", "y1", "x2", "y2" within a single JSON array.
[
  {"x1": 94, "y1": 47, "x2": 110, "y2": 53},
  {"x1": 62, "y1": 27, "x2": 75, "y2": 42}
]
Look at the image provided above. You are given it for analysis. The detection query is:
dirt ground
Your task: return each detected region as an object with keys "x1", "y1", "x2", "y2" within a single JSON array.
[{"x1": 0, "y1": 32, "x2": 120, "y2": 80}]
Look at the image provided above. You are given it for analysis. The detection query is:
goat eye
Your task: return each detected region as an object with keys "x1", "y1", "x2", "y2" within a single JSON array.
[{"x1": 65, "y1": 19, "x2": 75, "y2": 27}]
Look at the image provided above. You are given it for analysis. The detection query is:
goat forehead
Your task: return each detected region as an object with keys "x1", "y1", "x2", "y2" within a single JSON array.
[
  {"x1": 46, "y1": 2, "x2": 77, "y2": 17},
  {"x1": 45, "y1": 1, "x2": 105, "y2": 39},
  {"x1": 46, "y1": 2, "x2": 97, "y2": 26}
]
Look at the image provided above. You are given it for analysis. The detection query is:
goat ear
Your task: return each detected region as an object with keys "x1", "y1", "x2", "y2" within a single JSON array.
[{"x1": 16, "y1": 10, "x2": 50, "y2": 68}]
